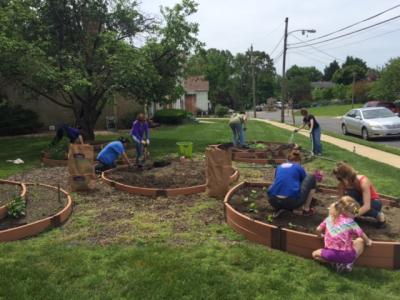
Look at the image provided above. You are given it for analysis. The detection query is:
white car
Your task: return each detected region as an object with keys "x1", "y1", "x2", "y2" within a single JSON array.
[{"x1": 341, "y1": 107, "x2": 400, "y2": 140}]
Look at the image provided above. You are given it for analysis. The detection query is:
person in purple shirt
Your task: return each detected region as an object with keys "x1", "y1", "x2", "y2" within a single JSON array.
[
  {"x1": 130, "y1": 113, "x2": 150, "y2": 166},
  {"x1": 52, "y1": 123, "x2": 83, "y2": 145}
]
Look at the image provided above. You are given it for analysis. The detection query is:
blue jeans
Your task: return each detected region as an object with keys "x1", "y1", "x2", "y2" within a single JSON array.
[
  {"x1": 134, "y1": 141, "x2": 142, "y2": 163},
  {"x1": 311, "y1": 127, "x2": 322, "y2": 155},
  {"x1": 346, "y1": 188, "x2": 382, "y2": 219},
  {"x1": 230, "y1": 123, "x2": 244, "y2": 146}
]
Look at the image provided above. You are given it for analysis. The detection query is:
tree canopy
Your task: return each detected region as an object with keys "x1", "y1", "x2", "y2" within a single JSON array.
[{"x1": 0, "y1": 0, "x2": 200, "y2": 139}]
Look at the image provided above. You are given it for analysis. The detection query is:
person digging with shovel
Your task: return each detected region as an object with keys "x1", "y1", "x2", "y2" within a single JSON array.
[{"x1": 130, "y1": 113, "x2": 150, "y2": 167}]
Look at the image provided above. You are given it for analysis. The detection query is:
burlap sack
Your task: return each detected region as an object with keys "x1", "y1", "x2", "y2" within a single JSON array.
[
  {"x1": 68, "y1": 144, "x2": 94, "y2": 175},
  {"x1": 69, "y1": 174, "x2": 96, "y2": 192},
  {"x1": 68, "y1": 144, "x2": 95, "y2": 191},
  {"x1": 206, "y1": 146, "x2": 232, "y2": 199}
]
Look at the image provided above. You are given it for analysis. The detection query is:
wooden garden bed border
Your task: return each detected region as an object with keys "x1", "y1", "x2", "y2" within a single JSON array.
[
  {"x1": 0, "y1": 183, "x2": 73, "y2": 242},
  {"x1": 224, "y1": 181, "x2": 400, "y2": 270}
]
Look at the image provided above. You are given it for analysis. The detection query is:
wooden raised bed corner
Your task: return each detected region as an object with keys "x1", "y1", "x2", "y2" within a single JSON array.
[
  {"x1": 0, "y1": 180, "x2": 27, "y2": 220},
  {"x1": 224, "y1": 181, "x2": 400, "y2": 270},
  {"x1": 0, "y1": 183, "x2": 73, "y2": 242}
]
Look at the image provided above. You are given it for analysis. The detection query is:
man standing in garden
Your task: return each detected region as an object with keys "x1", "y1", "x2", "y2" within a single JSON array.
[
  {"x1": 130, "y1": 113, "x2": 150, "y2": 166},
  {"x1": 229, "y1": 111, "x2": 247, "y2": 148},
  {"x1": 95, "y1": 137, "x2": 132, "y2": 173}
]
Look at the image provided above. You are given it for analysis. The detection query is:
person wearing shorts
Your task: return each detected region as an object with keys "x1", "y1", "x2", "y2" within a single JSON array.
[
  {"x1": 267, "y1": 150, "x2": 316, "y2": 216},
  {"x1": 312, "y1": 196, "x2": 372, "y2": 272}
]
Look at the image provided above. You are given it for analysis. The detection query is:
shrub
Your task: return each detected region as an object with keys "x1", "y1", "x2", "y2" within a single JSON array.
[
  {"x1": 0, "y1": 103, "x2": 43, "y2": 136},
  {"x1": 47, "y1": 139, "x2": 69, "y2": 160},
  {"x1": 215, "y1": 105, "x2": 229, "y2": 117},
  {"x1": 120, "y1": 111, "x2": 142, "y2": 129},
  {"x1": 7, "y1": 196, "x2": 26, "y2": 219},
  {"x1": 153, "y1": 109, "x2": 187, "y2": 125}
]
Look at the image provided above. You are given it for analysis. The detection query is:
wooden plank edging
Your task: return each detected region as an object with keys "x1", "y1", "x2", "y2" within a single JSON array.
[{"x1": 224, "y1": 181, "x2": 400, "y2": 270}]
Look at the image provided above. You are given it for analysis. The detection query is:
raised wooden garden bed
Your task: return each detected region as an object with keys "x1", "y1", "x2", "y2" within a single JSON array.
[
  {"x1": 217, "y1": 142, "x2": 312, "y2": 165},
  {"x1": 224, "y1": 181, "x2": 400, "y2": 270},
  {"x1": 0, "y1": 180, "x2": 27, "y2": 220},
  {"x1": 0, "y1": 183, "x2": 73, "y2": 242},
  {"x1": 102, "y1": 161, "x2": 240, "y2": 197}
]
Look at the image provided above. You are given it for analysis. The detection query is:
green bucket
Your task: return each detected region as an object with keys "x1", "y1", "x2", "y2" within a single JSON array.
[{"x1": 177, "y1": 142, "x2": 193, "y2": 158}]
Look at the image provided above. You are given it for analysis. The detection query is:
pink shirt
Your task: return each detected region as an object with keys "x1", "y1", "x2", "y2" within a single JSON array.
[{"x1": 318, "y1": 215, "x2": 364, "y2": 251}]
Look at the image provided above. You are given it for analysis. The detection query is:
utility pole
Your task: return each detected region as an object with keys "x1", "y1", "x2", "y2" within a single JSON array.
[
  {"x1": 251, "y1": 44, "x2": 256, "y2": 118},
  {"x1": 281, "y1": 17, "x2": 289, "y2": 123},
  {"x1": 351, "y1": 72, "x2": 356, "y2": 108}
]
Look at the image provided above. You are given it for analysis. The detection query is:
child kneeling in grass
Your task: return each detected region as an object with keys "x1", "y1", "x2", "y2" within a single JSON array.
[{"x1": 312, "y1": 196, "x2": 372, "y2": 272}]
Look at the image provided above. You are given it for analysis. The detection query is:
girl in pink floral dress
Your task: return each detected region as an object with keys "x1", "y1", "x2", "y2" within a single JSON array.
[{"x1": 312, "y1": 196, "x2": 372, "y2": 272}]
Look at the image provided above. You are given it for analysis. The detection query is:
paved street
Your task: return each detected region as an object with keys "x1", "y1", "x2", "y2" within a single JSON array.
[{"x1": 254, "y1": 110, "x2": 400, "y2": 148}]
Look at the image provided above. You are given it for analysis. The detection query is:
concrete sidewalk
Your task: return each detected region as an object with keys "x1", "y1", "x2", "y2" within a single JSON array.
[{"x1": 257, "y1": 118, "x2": 400, "y2": 169}]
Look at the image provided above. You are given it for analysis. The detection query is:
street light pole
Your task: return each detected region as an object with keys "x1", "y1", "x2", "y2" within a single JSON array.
[
  {"x1": 279, "y1": 18, "x2": 316, "y2": 123},
  {"x1": 251, "y1": 44, "x2": 256, "y2": 118},
  {"x1": 281, "y1": 17, "x2": 288, "y2": 123}
]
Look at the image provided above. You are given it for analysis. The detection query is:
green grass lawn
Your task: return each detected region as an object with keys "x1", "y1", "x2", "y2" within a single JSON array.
[
  {"x1": 1, "y1": 120, "x2": 400, "y2": 299},
  {"x1": 295, "y1": 104, "x2": 363, "y2": 117}
]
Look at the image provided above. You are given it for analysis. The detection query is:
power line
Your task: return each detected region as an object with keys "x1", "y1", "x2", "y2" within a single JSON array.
[
  {"x1": 291, "y1": 50, "x2": 332, "y2": 66},
  {"x1": 290, "y1": 34, "x2": 343, "y2": 63},
  {"x1": 314, "y1": 27, "x2": 400, "y2": 52},
  {"x1": 290, "y1": 3, "x2": 400, "y2": 46},
  {"x1": 290, "y1": 14, "x2": 400, "y2": 49},
  {"x1": 265, "y1": 23, "x2": 284, "y2": 38},
  {"x1": 272, "y1": 49, "x2": 284, "y2": 62},
  {"x1": 269, "y1": 34, "x2": 285, "y2": 56}
]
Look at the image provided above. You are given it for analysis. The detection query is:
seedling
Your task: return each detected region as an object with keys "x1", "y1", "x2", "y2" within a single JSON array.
[
  {"x1": 243, "y1": 197, "x2": 249, "y2": 203},
  {"x1": 288, "y1": 222, "x2": 297, "y2": 229},
  {"x1": 248, "y1": 202, "x2": 258, "y2": 213},
  {"x1": 266, "y1": 215, "x2": 274, "y2": 223},
  {"x1": 7, "y1": 196, "x2": 26, "y2": 218}
]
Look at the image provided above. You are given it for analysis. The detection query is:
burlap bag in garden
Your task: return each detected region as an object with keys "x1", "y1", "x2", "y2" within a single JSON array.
[
  {"x1": 206, "y1": 146, "x2": 232, "y2": 199},
  {"x1": 68, "y1": 144, "x2": 95, "y2": 191}
]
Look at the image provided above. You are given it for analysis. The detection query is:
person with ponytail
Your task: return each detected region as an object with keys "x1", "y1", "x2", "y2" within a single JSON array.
[
  {"x1": 333, "y1": 162, "x2": 385, "y2": 227},
  {"x1": 267, "y1": 149, "x2": 316, "y2": 217},
  {"x1": 312, "y1": 196, "x2": 372, "y2": 272}
]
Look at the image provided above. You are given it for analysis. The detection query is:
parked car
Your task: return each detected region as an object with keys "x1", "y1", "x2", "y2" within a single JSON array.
[
  {"x1": 341, "y1": 107, "x2": 400, "y2": 140},
  {"x1": 255, "y1": 105, "x2": 263, "y2": 111},
  {"x1": 363, "y1": 101, "x2": 400, "y2": 114},
  {"x1": 275, "y1": 101, "x2": 283, "y2": 109}
]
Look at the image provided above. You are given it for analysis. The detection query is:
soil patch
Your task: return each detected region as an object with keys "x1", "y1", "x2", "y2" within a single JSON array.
[
  {"x1": 0, "y1": 185, "x2": 67, "y2": 230},
  {"x1": 107, "y1": 159, "x2": 206, "y2": 189},
  {"x1": 229, "y1": 186, "x2": 400, "y2": 242},
  {"x1": 0, "y1": 184, "x2": 22, "y2": 207}
]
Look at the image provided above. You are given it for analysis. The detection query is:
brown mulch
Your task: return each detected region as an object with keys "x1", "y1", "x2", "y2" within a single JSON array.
[
  {"x1": 229, "y1": 186, "x2": 400, "y2": 242},
  {"x1": 0, "y1": 184, "x2": 22, "y2": 207},
  {"x1": 107, "y1": 159, "x2": 206, "y2": 189}
]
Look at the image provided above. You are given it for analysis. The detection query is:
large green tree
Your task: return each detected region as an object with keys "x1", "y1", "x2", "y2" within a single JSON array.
[
  {"x1": 369, "y1": 57, "x2": 400, "y2": 100},
  {"x1": 286, "y1": 65, "x2": 323, "y2": 82},
  {"x1": 0, "y1": 0, "x2": 199, "y2": 139},
  {"x1": 323, "y1": 60, "x2": 340, "y2": 81}
]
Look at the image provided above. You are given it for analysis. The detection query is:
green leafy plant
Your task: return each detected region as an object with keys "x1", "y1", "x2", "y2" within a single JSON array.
[
  {"x1": 288, "y1": 222, "x2": 297, "y2": 229},
  {"x1": 7, "y1": 196, "x2": 26, "y2": 218},
  {"x1": 214, "y1": 105, "x2": 229, "y2": 117},
  {"x1": 47, "y1": 139, "x2": 69, "y2": 160},
  {"x1": 266, "y1": 215, "x2": 274, "y2": 223}
]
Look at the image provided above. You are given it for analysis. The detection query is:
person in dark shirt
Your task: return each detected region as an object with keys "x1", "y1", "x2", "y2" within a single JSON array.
[
  {"x1": 52, "y1": 124, "x2": 83, "y2": 145},
  {"x1": 295, "y1": 109, "x2": 322, "y2": 155}
]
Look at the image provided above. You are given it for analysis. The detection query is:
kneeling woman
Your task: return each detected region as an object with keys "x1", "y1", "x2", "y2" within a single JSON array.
[
  {"x1": 267, "y1": 150, "x2": 316, "y2": 216},
  {"x1": 333, "y1": 162, "x2": 385, "y2": 226}
]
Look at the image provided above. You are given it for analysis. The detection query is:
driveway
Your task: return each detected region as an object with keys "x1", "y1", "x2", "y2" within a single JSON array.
[{"x1": 255, "y1": 110, "x2": 400, "y2": 148}]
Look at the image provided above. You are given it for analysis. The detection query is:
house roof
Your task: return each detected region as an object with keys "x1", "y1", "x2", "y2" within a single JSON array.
[
  {"x1": 184, "y1": 76, "x2": 209, "y2": 93},
  {"x1": 311, "y1": 81, "x2": 336, "y2": 89}
]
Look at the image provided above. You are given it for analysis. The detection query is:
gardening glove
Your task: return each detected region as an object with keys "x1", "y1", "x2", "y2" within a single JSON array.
[{"x1": 146, "y1": 139, "x2": 150, "y2": 145}]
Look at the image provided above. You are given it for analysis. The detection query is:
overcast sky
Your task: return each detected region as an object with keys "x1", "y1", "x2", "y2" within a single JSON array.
[{"x1": 140, "y1": 0, "x2": 400, "y2": 74}]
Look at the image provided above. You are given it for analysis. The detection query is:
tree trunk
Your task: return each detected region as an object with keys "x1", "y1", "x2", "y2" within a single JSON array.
[{"x1": 75, "y1": 104, "x2": 98, "y2": 141}]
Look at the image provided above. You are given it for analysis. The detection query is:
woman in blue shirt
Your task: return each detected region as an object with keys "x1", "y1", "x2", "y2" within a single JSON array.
[
  {"x1": 267, "y1": 150, "x2": 316, "y2": 217},
  {"x1": 95, "y1": 137, "x2": 132, "y2": 173}
]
